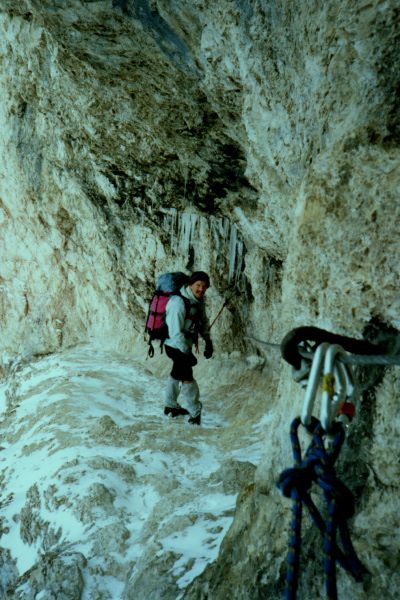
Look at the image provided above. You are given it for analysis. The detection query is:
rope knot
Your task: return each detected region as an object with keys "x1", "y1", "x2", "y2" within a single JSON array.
[
  {"x1": 277, "y1": 417, "x2": 368, "y2": 599},
  {"x1": 317, "y1": 472, "x2": 355, "y2": 518},
  {"x1": 277, "y1": 466, "x2": 313, "y2": 498}
]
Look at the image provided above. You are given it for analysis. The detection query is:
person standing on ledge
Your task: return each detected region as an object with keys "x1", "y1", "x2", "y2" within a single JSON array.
[{"x1": 163, "y1": 271, "x2": 214, "y2": 425}]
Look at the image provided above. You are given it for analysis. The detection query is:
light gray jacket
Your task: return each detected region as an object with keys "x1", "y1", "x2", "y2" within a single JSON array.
[{"x1": 164, "y1": 286, "x2": 211, "y2": 354}]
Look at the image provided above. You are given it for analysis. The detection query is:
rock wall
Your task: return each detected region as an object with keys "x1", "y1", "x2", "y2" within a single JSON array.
[{"x1": 0, "y1": 0, "x2": 399, "y2": 599}]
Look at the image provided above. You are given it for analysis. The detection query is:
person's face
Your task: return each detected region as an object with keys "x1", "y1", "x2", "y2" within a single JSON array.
[{"x1": 189, "y1": 280, "x2": 209, "y2": 299}]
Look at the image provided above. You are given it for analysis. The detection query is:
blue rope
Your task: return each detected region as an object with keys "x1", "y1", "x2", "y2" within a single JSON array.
[{"x1": 276, "y1": 417, "x2": 368, "y2": 600}]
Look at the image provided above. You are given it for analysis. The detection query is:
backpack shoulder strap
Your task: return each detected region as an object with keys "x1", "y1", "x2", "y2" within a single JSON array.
[{"x1": 174, "y1": 292, "x2": 191, "y2": 316}]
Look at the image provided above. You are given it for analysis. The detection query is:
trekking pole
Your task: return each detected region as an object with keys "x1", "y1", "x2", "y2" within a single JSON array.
[{"x1": 210, "y1": 299, "x2": 229, "y2": 330}]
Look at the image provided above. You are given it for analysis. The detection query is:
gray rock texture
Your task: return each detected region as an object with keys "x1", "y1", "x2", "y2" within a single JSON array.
[{"x1": 0, "y1": 0, "x2": 399, "y2": 599}]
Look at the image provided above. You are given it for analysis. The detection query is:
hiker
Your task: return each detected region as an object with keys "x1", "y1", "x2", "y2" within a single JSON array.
[{"x1": 163, "y1": 271, "x2": 214, "y2": 425}]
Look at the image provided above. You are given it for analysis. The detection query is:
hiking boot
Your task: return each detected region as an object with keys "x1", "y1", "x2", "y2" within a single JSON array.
[
  {"x1": 188, "y1": 414, "x2": 201, "y2": 426},
  {"x1": 164, "y1": 405, "x2": 189, "y2": 418}
]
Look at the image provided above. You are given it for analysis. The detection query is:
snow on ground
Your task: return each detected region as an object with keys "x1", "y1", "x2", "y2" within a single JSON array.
[{"x1": 0, "y1": 345, "x2": 274, "y2": 598}]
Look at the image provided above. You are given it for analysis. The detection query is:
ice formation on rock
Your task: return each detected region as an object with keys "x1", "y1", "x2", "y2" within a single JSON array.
[{"x1": 162, "y1": 208, "x2": 245, "y2": 284}]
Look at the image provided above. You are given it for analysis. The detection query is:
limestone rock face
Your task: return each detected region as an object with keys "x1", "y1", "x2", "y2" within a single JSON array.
[{"x1": 0, "y1": 0, "x2": 399, "y2": 599}]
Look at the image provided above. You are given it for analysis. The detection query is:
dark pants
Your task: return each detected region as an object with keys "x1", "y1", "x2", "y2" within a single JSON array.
[{"x1": 165, "y1": 345, "x2": 194, "y2": 382}]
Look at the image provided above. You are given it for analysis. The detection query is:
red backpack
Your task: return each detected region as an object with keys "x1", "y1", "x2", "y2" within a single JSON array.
[{"x1": 145, "y1": 272, "x2": 190, "y2": 357}]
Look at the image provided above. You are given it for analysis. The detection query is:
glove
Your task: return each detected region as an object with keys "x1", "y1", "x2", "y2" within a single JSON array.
[
  {"x1": 187, "y1": 352, "x2": 198, "y2": 367},
  {"x1": 204, "y1": 339, "x2": 214, "y2": 359}
]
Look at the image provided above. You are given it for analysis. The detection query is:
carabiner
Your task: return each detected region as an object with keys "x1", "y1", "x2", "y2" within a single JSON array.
[
  {"x1": 301, "y1": 342, "x2": 330, "y2": 427},
  {"x1": 320, "y1": 344, "x2": 353, "y2": 431}
]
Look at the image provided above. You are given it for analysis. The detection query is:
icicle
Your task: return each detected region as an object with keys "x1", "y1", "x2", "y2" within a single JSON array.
[
  {"x1": 179, "y1": 212, "x2": 190, "y2": 254},
  {"x1": 169, "y1": 208, "x2": 178, "y2": 248},
  {"x1": 160, "y1": 208, "x2": 244, "y2": 284},
  {"x1": 228, "y1": 224, "x2": 238, "y2": 282},
  {"x1": 199, "y1": 215, "x2": 208, "y2": 250},
  {"x1": 161, "y1": 208, "x2": 179, "y2": 249},
  {"x1": 222, "y1": 218, "x2": 230, "y2": 242},
  {"x1": 235, "y1": 238, "x2": 244, "y2": 284},
  {"x1": 178, "y1": 211, "x2": 198, "y2": 256},
  {"x1": 228, "y1": 222, "x2": 244, "y2": 283},
  {"x1": 210, "y1": 217, "x2": 221, "y2": 257},
  {"x1": 190, "y1": 213, "x2": 198, "y2": 246}
]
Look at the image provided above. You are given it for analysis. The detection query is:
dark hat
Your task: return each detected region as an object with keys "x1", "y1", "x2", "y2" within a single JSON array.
[{"x1": 188, "y1": 271, "x2": 210, "y2": 287}]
